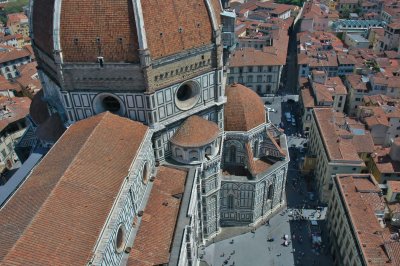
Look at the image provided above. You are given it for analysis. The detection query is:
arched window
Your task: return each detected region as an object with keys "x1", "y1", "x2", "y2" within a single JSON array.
[
  {"x1": 253, "y1": 140, "x2": 259, "y2": 157},
  {"x1": 142, "y1": 163, "x2": 149, "y2": 184},
  {"x1": 229, "y1": 145, "x2": 236, "y2": 163},
  {"x1": 189, "y1": 150, "x2": 199, "y2": 161},
  {"x1": 175, "y1": 148, "x2": 183, "y2": 159},
  {"x1": 267, "y1": 184, "x2": 273, "y2": 200},
  {"x1": 115, "y1": 224, "x2": 126, "y2": 253},
  {"x1": 228, "y1": 194, "x2": 234, "y2": 209},
  {"x1": 205, "y1": 146, "x2": 212, "y2": 155}
]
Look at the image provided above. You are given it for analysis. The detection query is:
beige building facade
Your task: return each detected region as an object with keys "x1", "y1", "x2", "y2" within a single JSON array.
[
  {"x1": 307, "y1": 108, "x2": 369, "y2": 203},
  {"x1": 327, "y1": 174, "x2": 399, "y2": 266}
]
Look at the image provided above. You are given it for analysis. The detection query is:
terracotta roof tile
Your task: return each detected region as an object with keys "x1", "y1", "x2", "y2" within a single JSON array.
[
  {"x1": 16, "y1": 62, "x2": 42, "y2": 97},
  {"x1": 301, "y1": 88, "x2": 314, "y2": 108},
  {"x1": 0, "y1": 112, "x2": 148, "y2": 265},
  {"x1": 365, "y1": 115, "x2": 389, "y2": 127},
  {"x1": 373, "y1": 146, "x2": 400, "y2": 174},
  {"x1": 352, "y1": 132, "x2": 374, "y2": 154},
  {"x1": 2, "y1": 33, "x2": 23, "y2": 42},
  {"x1": 346, "y1": 74, "x2": 368, "y2": 91},
  {"x1": 225, "y1": 83, "x2": 266, "y2": 131},
  {"x1": 32, "y1": 0, "x2": 54, "y2": 58},
  {"x1": 0, "y1": 75, "x2": 20, "y2": 92},
  {"x1": 7, "y1": 13, "x2": 28, "y2": 24},
  {"x1": 171, "y1": 115, "x2": 220, "y2": 147},
  {"x1": 0, "y1": 96, "x2": 30, "y2": 132},
  {"x1": 0, "y1": 45, "x2": 32, "y2": 64},
  {"x1": 230, "y1": 47, "x2": 285, "y2": 67},
  {"x1": 313, "y1": 108, "x2": 364, "y2": 162},
  {"x1": 141, "y1": 0, "x2": 214, "y2": 59},
  {"x1": 128, "y1": 166, "x2": 187, "y2": 266},
  {"x1": 60, "y1": 0, "x2": 140, "y2": 63},
  {"x1": 335, "y1": 174, "x2": 391, "y2": 265},
  {"x1": 312, "y1": 77, "x2": 347, "y2": 103},
  {"x1": 388, "y1": 180, "x2": 400, "y2": 193}
]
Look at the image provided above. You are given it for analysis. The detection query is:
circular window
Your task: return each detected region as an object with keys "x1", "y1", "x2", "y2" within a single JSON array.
[
  {"x1": 93, "y1": 93, "x2": 125, "y2": 115},
  {"x1": 175, "y1": 81, "x2": 200, "y2": 110},
  {"x1": 102, "y1": 96, "x2": 121, "y2": 112},
  {"x1": 115, "y1": 224, "x2": 125, "y2": 253},
  {"x1": 142, "y1": 162, "x2": 149, "y2": 184}
]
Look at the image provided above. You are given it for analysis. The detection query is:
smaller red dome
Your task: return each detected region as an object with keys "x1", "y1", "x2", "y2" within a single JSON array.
[
  {"x1": 171, "y1": 116, "x2": 220, "y2": 147},
  {"x1": 224, "y1": 84, "x2": 266, "y2": 131}
]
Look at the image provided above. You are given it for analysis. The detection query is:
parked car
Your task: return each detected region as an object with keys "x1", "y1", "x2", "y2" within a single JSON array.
[{"x1": 285, "y1": 112, "x2": 291, "y2": 122}]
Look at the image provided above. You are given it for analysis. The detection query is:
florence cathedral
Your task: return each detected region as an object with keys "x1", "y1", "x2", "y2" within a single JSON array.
[{"x1": 0, "y1": 0, "x2": 289, "y2": 265}]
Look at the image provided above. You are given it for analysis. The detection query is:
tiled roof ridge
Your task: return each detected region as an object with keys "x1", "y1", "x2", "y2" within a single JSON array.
[
  {"x1": 267, "y1": 131, "x2": 286, "y2": 157},
  {"x1": 1, "y1": 114, "x2": 108, "y2": 260},
  {"x1": 245, "y1": 142, "x2": 257, "y2": 175}
]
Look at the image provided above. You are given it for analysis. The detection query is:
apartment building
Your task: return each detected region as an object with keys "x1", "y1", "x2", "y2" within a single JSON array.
[
  {"x1": 15, "y1": 62, "x2": 41, "y2": 99},
  {"x1": 0, "y1": 96, "x2": 30, "y2": 171},
  {"x1": 0, "y1": 45, "x2": 33, "y2": 80},
  {"x1": 6, "y1": 13, "x2": 29, "y2": 38},
  {"x1": 300, "y1": 85, "x2": 315, "y2": 134},
  {"x1": 336, "y1": 0, "x2": 359, "y2": 16},
  {"x1": 297, "y1": 31, "x2": 356, "y2": 78},
  {"x1": 381, "y1": 2, "x2": 400, "y2": 24},
  {"x1": 337, "y1": 53, "x2": 357, "y2": 75},
  {"x1": 228, "y1": 47, "x2": 286, "y2": 94},
  {"x1": 357, "y1": 96, "x2": 400, "y2": 146},
  {"x1": 306, "y1": 108, "x2": 372, "y2": 203},
  {"x1": 369, "y1": 140, "x2": 400, "y2": 184},
  {"x1": 0, "y1": 34, "x2": 25, "y2": 48},
  {"x1": 310, "y1": 71, "x2": 347, "y2": 112},
  {"x1": 235, "y1": 1, "x2": 295, "y2": 20},
  {"x1": 299, "y1": 71, "x2": 347, "y2": 134},
  {"x1": 228, "y1": 15, "x2": 289, "y2": 95},
  {"x1": 379, "y1": 21, "x2": 400, "y2": 51},
  {"x1": 300, "y1": 1, "x2": 339, "y2": 32},
  {"x1": 369, "y1": 75, "x2": 400, "y2": 98},
  {"x1": 327, "y1": 174, "x2": 399, "y2": 266},
  {"x1": 344, "y1": 74, "x2": 369, "y2": 116}
]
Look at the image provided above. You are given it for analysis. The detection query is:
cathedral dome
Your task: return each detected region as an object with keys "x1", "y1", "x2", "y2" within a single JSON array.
[
  {"x1": 224, "y1": 83, "x2": 266, "y2": 131},
  {"x1": 31, "y1": 0, "x2": 222, "y2": 62},
  {"x1": 171, "y1": 116, "x2": 220, "y2": 148}
]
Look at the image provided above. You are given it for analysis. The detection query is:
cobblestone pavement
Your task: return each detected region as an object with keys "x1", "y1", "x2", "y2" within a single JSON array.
[{"x1": 202, "y1": 209, "x2": 295, "y2": 266}]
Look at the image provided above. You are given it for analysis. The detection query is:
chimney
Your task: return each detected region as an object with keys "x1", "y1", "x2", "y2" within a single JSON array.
[{"x1": 389, "y1": 138, "x2": 400, "y2": 161}]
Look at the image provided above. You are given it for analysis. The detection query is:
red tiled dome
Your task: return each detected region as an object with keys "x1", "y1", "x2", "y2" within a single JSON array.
[
  {"x1": 31, "y1": 0, "x2": 222, "y2": 62},
  {"x1": 171, "y1": 116, "x2": 220, "y2": 147},
  {"x1": 224, "y1": 84, "x2": 266, "y2": 131}
]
